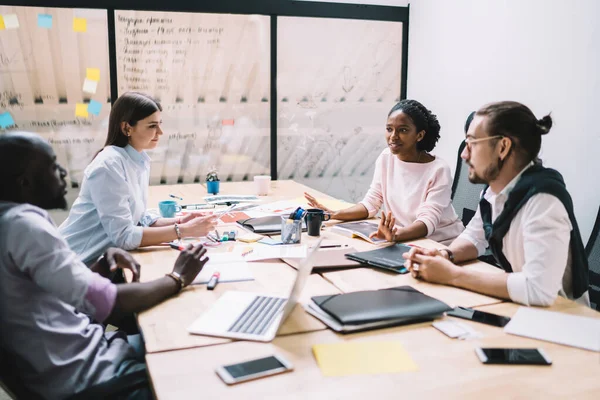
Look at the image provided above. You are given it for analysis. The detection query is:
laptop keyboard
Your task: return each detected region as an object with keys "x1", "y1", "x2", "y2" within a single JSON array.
[{"x1": 228, "y1": 296, "x2": 286, "y2": 336}]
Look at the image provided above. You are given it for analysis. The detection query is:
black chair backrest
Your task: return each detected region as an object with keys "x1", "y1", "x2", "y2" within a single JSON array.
[
  {"x1": 451, "y1": 140, "x2": 486, "y2": 226},
  {"x1": 586, "y1": 206, "x2": 600, "y2": 310}
]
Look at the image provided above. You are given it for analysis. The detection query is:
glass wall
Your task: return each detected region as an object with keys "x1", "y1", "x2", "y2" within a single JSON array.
[
  {"x1": 277, "y1": 17, "x2": 403, "y2": 202},
  {"x1": 115, "y1": 11, "x2": 271, "y2": 184}
]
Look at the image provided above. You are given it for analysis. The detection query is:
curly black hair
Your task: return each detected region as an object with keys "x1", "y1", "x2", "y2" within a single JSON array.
[{"x1": 387, "y1": 99, "x2": 441, "y2": 152}]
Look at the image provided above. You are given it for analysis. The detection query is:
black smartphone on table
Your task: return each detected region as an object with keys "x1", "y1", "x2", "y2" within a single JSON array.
[
  {"x1": 446, "y1": 306, "x2": 511, "y2": 327},
  {"x1": 475, "y1": 348, "x2": 552, "y2": 365}
]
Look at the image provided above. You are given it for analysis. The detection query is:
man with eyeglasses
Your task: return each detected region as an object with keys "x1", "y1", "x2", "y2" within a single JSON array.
[{"x1": 403, "y1": 101, "x2": 590, "y2": 307}]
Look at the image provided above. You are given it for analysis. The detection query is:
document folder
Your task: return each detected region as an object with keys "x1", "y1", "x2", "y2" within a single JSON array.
[
  {"x1": 345, "y1": 243, "x2": 413, "y2": 274},
  {"x1": 236, "y1": 215, "x2": 307, "y2": 235}
]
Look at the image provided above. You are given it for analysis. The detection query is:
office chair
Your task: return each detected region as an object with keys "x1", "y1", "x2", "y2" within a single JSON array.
[{"x1": 586, "y1": 206, "x2": 600, "y2": 311}]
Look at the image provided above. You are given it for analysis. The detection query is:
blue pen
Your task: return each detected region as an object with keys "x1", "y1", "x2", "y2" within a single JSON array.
[{"x1": 169, "y1": 194, "x2": 183, "y2": 201}]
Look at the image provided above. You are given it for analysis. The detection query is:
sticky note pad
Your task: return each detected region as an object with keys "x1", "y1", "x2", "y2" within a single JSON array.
[
  {"x1": 38, "y1": 14, "x2": 52, "y2": 29},
  {"x1": 3, "y1": 14, "x2": 19, "y2": 30},
  {"x1": 75, "y1": 103, "x2": 89, "y2": 118},
  {"x1": 73, "y1": 17, "x2": 87, "y2": 32},
  {"x1": 0, "y1": 16, "x2": 5, "y2": 30},
  {"x1": 312, "y1": 341, "x2": 418, "y2": 377},
  {"x1": 0, "y1": 112, "x2": 15, "y2": 129},
  {"x1": 86, "y1": 68, "x2": 100, "y2": 81},
  {"x1": 82, "y1": 78, "x2": 98, "y2": 94},
  {"x1": 88, "y1": 99, "x2": 102, "y2": 116}
]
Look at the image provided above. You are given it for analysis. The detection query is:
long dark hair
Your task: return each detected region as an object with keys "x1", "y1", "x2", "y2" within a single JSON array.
[{"x1": 103, "y1": 92, "x2": 162, "y2": 149}]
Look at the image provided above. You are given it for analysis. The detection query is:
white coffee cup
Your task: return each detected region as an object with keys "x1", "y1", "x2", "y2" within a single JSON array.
[{"x1": 254, "y1": 175, "x2": 271, "y2": 196}]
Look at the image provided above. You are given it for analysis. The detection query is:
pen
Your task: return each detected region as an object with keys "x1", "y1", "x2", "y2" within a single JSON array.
[
  {"x1": 182, "y1": 204, "x2": 215, "y2": 210},
  {"x1": 215, "y1": 229, "x2": 220, "y2": 241},
  {"x1": 207, "y1": 272, "x2": 220, "y2": 290},
  {"x1": 169, "y1": 243, "x2": 185, "y2": 251},
  {"x1": 169, "y1": 194, "x2": 183, "y2": 201},
  {"x1": 320, "y1": 244, "x2": 348, "y2": 249}
]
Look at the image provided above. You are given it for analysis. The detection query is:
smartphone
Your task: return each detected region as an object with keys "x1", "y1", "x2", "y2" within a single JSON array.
[
  {"x1": 215, "y1": 354, "x2": 293, "y2": 385},
  {"x1": 475, "y1": 348, "x2": 552, "y2": 365},
  {"x1": 446, "y1": 306, "x2": 511, "y2": 327}
]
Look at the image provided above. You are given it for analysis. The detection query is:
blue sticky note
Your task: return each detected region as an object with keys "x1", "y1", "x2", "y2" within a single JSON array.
[
  {"x1": 38, "y1": 14, "x2": 52, "y2": 29},
  {"x1": 87, "y1": 100, "x2": 102, "y2": 116},
  {"x1": 0, "y1": 112, "x2": 15, "y2": 129}
]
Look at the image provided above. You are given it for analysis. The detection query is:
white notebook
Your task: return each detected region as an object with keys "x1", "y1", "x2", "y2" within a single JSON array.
[{"x1": 504, "y1": 307, "x2": 600, "y2": 352}]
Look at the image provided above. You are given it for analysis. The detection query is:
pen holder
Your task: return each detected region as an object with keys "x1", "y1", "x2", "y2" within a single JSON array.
[{"x1": 281, "y1": 216, "x2": 302, "y2": 244}]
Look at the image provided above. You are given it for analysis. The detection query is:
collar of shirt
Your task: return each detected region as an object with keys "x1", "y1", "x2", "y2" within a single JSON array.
[
  {"x1": 483, "y1": 161, "x2": 534, "y2": 209},
  {"x1": 124, "y1": 144, "x2": 151, "y2": 167}
]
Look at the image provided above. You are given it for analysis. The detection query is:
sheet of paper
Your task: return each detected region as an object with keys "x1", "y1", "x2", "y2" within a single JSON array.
[
  {"x1": 0, "y1": 112, "x2": 15, "y2": 129},
  {"x1": 0, "y1": 16, "x2": 5, "y2": 30},
  {"x1": 291, "y1": 196, "x2": 352, "y2": 211},
  {"x1": 504, "y1": 307, "x2": 600, "y2": 352},
  {"x1": 75, "y1": 103, "x2": 88, "y2": 118},
  {"x1": 313, "y1": 341, "x2": 418, "y2": 377},
  {"x1": 82, "y1": 78, "x2": 98, "y2": 94},
  {"x1": 73, "y1": 17, "x2": 87, "y2": 32},
  {"x1": 192, "y1": 262, "x2": 253, "y2": 285},
  {"x1": 37, "y1": 14, "x2": 52, "y2": 29},
  {"x1": 243, "y1": 245, "x2": 307, "y2": 261},
  {"x1": 86, "y1": 67, "x2": 100, "y2": 81},
  {"x1": 255, "y1": 199, "x2": 302, "y2": 214},
  {"x1": 88, "y1": 99, "x2": 102, "y2": 115},
  {"x1": 3, "y1": 14, "x2": 19, "y2": 30}
]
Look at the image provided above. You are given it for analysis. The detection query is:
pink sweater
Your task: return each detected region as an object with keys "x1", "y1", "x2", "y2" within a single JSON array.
[{"x1": 359, "y1": 149, "x2": 464, "y2": 245}]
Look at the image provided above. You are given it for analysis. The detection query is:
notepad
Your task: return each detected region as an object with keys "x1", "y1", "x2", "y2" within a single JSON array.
[
  {"x1": 504, "y1": 307, "x2": 600, "y2": 352},
  {"x1": 312, "y1": 341, "x2": 418, "y2": 377},
  {"x1": 192, "y1": 262, "x2": 253, "y2": 285}
]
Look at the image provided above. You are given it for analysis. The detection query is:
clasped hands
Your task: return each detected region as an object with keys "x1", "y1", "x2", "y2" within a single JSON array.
[{"x1": 402, "y1": 246, "x2": 461, "y2": 285}]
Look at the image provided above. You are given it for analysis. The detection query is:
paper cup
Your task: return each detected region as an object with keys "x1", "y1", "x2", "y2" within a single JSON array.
[{"x1": 254, "y1": 175, "x2": 271, "y2": 196}]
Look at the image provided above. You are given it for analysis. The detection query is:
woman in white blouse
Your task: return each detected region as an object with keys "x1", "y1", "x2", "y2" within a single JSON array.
[{"x1": 60, "y1": 92, "x2": 215, "y2": 265}]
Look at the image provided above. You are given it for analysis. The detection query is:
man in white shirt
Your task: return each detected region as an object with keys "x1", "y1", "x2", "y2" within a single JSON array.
[
  {"x1": 403, "y1": 101, "x2": 590, "y2": 307},
  {"x1": 0, "y1": 132, "x2": 209, "y2": 399}
]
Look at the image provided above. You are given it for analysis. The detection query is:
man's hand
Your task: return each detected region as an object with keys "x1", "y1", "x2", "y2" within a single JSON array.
[
  {"x1": 403, "y1": 248, "x2": 460, "y2": 284},
  {"x1": 369, "y1": 211, "x2": 397, "y2": 242},
  {"x1": 172, "y1": 243, "x2": 209, "y2": 286},
  {"x1": 105, "y1": 248, "x2": 141, "y2": 282}
]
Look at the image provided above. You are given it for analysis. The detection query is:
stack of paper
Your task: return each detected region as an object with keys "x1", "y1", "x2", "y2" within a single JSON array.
[{"x1": 192, "y1": 252, "x2": 254, "y2": 285}]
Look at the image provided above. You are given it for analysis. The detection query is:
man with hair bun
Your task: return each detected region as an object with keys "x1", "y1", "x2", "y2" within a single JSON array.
[{"x1": 404, "y1": 101, "x2": 590, "y2": 307}]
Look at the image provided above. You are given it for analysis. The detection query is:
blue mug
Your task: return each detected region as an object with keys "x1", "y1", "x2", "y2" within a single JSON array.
[
  {"x1": 207, "y1": 180, "x2": 220, "y2": 195},
  {"x1": 158, "y1": 200, "x2": 181, "y2": 218}
]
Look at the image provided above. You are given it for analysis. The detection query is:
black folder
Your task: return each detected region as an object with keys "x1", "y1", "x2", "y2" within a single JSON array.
[
  {"x1": 345, "y1": 243, "x2": 413, "y2": 274},
  {"x1": 236, "y1": 215, "x2": 307, "y2": 235},
  {"x1": 306, "y1": 286, "x2": 451, "y2": 332}
]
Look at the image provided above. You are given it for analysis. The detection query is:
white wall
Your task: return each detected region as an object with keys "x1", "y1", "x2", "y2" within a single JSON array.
[{"x1": 407, "y1": 0, "x2": 600, "y2": 242}]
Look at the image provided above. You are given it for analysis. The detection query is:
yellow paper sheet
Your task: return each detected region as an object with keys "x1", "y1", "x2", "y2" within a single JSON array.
[
  {"x1": 75, "y1": 103, "x2": 89, "y2": 118},
  {"x1": 313, "y1": 341, "x2": 418, "y2": 377},
  {"x1": 86, "y1": 67, "x2": 100, "y2": 81},
  {"x1": 292, "y1": 196, "x2": 352, "y2": 211},
  {"x1": 73, "y1": 17, "x2": 87, "y2": 32},
  {"x1": 0, "y1": 16, "x2": 6, "y2": 30}
]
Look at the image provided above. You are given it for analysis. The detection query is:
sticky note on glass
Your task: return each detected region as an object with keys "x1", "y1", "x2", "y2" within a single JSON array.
[
  {"x1": 82, "y1": 78, "x2": 98, "y2": 94},
  {"x1": 3, "y1": 14, "x2": 19, "y2": 30},
  {"x1": 75, "y1": 103, "x2": 89, "y2": 118},
  {"x1": 88, "y1": 100, "x2": 102, "y2": 116},
  {"x1": 0, "y1": 16, "x2": 5, "y2": 30},
  {"x1": 86, "y1": 68, "x2": 100, "y2": 82},
  {"x1": 73, "y1": 17, "x2": 87, "y2": 32},
  {"x1": 38, "y1": 14, "x2": 52, "y2": 29},
  {"x1": 0, "y1": 112, "x2": 15, "y2": 129},
  {"x1": 312, "y1": 341, "x2": 418, "y2": 377}
]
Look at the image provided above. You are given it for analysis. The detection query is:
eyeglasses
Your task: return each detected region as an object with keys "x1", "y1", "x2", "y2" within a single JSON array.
[{"x1": 464, "y1": 135, "x2": 504, "y2": 151}]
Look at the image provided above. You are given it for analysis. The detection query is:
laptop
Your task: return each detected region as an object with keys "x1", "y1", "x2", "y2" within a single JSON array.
[{"x1": 187, "y1": 238, "x2": 323, "y2": 342}]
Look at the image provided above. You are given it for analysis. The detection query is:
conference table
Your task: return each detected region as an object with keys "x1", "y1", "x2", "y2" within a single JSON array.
[{"x1": 133, "y1": 180, "x2": 600, "y2": 399}]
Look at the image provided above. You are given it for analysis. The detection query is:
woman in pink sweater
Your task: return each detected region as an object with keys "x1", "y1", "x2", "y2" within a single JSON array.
[{"x1": 305, "y1": 99, "x2": 464, "y2": 245}]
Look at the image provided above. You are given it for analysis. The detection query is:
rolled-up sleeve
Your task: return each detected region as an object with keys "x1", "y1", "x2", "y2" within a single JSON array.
[
  {"x1": 8, "y1": 210, "x2": 117, "y2": 321},
  {"x1": 415, "y1": 166, "x2": 453, "y2": 236},
  {"x1": 359, "y1": 154, "x2": 384, "y2": 218},
  {"x1": 506, "y1": 194, "x2": 571, "y2": 307},
  {"x1": 456, "y1": 206, "x2": 488, "y2": 256},
  {"x1": 86, "y1": 159, "x2": 144, "y2": 250}
]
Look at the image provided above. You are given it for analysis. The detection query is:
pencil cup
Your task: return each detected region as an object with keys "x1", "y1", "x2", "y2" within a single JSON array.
[{"x1": 281, "y1": 216, "x2": 302, "y2": 244}]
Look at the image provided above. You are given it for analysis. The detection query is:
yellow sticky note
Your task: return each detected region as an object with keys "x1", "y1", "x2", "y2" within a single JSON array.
[
  {"x1": 0, "y1": 16, "x2": 5, "y2": 30},
  {"x1": 86, "y1": 68, "x2": 100, "y2": 81},
  {"x1": 73, "y1": 17, "x2": 87, "y2": 32},
  {"x1": 313, "y1": 341, "x2": 418, "y2": 377},
  {"x1": 75, "y1": 103, "x2": 89, "y2": 118}
]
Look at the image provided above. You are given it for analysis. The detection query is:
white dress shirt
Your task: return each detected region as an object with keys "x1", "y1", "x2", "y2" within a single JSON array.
[
  {"x1": 458, "y1": 163, "x2": 590, "y2": 307},
  {"x1": 60, "y1": 145, "x2": 159, "y2": 265}
]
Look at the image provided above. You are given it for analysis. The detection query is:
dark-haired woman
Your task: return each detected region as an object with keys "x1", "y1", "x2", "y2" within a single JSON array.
[
  {"x1": 305, "y1": 99, "x2": 464, "y2": 245},
  {"x1": 60, "y1": 92, "x2": 215, "y2": 265}
]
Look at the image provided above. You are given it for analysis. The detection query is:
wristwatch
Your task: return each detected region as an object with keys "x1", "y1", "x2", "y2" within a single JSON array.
[
  {"x1": 438, "y1": 248, "x2": 455, "y2": 263},
  {"x1": 165, "y1": 271, "x2": 185, "y2": 292}
]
